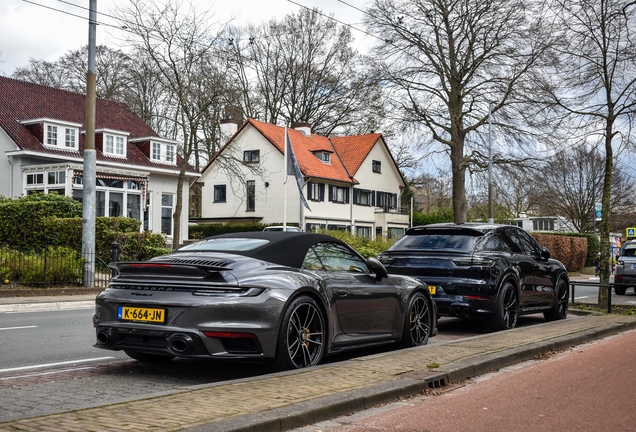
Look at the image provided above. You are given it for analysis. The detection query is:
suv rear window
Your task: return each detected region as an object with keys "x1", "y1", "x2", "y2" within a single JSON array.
[{"x1": 390, "y1": 234, "x2": 480, "y2": 252}]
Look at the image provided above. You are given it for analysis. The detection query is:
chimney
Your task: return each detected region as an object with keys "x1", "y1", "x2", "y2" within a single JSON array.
[
  {"x1": 219, "y1": 118, "x2": 238, "y2": 142},
  {"x1": 293, "y1": 122, "x2": 311, "y2": 137}
]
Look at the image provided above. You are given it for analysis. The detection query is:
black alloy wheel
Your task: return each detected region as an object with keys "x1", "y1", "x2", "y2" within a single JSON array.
[
  {"x1": 484, "y1": 282, "x2": 518, "y2": 332},
  {"x1": 124, "y1": 349, "x2": 175, "y2": 363},
  {"x1": 401, "y1": 292, "x2": 432, "y2": 347},
  {"x1": 275, "y1": 296, "x2": 325, "y2": 370},
  {"x1": 544, "y1": 278, "x2": 569, "y2": 321}
]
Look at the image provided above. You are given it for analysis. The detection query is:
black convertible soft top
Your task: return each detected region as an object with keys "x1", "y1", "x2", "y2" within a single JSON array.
[{"x1": 177, "y1": 232, "x2": 352, "y2": 269}]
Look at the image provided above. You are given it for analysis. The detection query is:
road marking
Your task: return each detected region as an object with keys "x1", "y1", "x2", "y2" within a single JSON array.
[
  {"x1": 0, "y1": 357, "x2": 115, "y2": 374},
  {"x1": 0, "y1": 366, "x2": 96, "y2": 381},
  {"x1": 0, "y1": 325, "x2": 38, "y2": 331}
]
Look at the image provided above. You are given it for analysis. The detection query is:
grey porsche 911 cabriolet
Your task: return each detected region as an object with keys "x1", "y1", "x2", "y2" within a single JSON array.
[{"x1": 93, "y1": 232, "x2": 436, "y2": 370}]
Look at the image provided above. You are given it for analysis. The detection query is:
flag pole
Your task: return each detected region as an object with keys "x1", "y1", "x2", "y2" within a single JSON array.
[{"x1": 283, "y1": 127, "x2": 288, "y2": 230}]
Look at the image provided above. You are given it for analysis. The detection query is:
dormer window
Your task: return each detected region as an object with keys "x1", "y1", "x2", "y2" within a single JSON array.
[
  {"x1": 104, "y1": 134, "x2": 126, "y2": 157},
  {"x1": 21, "y1": 118, "x2": 81, "y2": 151},
  {"x1": 313, "y1": 151, "x2": 332, "y2": 164},
  {"x1": 150, "y1": 141, "x2": 177, "y2": 165},
  {"x1": 96, "y1": 128, "x2": 129, "y2": 158}
]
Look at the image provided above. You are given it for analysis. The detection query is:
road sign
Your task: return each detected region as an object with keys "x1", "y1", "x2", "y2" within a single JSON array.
[
  {"x1": 627, "y1": 227, "x2": 636, "y2": 238},
  {"x1": 595, "y1": 203, "x2": 602, "y2": 220}
]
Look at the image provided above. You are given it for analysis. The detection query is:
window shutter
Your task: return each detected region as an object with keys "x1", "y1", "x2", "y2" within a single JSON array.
[
  {"x1": 307, "y1": 182, "x2": 314, "y2": 200},
  {"x1": 372, "y1": 190, "x2": 376, "y2": 206},
  {"x1": 329, "y1": 185, "x2": 334, "y2": 202},
  {"x1": 393, "y1": 193, "x2": 398, "y2": 207},
  {"x1": 319, "y1": 184, "x2": 325, "y2": 201},
  {"x1": 345, "y1": 188, "x2": 350, "y2": 204},
  {"x1": 353, "y1": 188, "x2": 358, "y2": 204}
]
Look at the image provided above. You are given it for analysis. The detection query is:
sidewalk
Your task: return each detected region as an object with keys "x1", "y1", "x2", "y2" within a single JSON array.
[{"x1": 1, "y1": 295, "x2": 635, "y2": 432}]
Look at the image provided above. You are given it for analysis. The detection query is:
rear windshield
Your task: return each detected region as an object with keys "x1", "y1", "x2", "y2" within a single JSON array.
[
  {"x1": 179, "y1": 238, "x2": 269, "y2": 252},
  {"x1": 389, "y1": 234, "x2": 480, "y2": 252},
  {"x1": 622, "y1": 248, "x2": 636, "y2": 257}
]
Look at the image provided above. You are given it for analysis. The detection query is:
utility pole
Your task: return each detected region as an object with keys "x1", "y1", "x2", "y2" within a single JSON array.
[
  {"x1": 488, "y1": 103, "x2": 494, "y2": 224},
  {"x1": 82, "y1": 0, "x2": 97, "y2": 287}
]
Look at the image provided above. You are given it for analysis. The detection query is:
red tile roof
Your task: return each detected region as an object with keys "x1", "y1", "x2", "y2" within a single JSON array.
[
  {"x1": 0, "y1": 76, "x2": 196, "y2": 173},
  {"x1": 247, "y1": 119, "x2": 355, "y2": 184},
  {"x1": 330, "y1": 133, "x2": 382, "y2": 176}
]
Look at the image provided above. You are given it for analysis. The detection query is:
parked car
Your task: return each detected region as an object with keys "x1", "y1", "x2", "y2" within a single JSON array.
[
  {"x1": 263, "y1": 226, "x2": 302, "y2": 232},
  {"x1": 93, "y1": 232, "x2": 436, "y2": 370},
  {"x1": 378, "y1": 223, "x2": 569, "y2": 332},
  {"x1": 615, "y1": 244, "x2": 636, "y2": 295}
]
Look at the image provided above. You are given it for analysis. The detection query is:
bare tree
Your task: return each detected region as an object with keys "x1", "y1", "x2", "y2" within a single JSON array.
[
  {"x1": 542, "y1": 0, "x2": 636, "y2": 306},
  {"x1": 113, "y1": 0, "x2": 229, "y2": 248},
  {"x1": 12, "y1": 58, "x2": 70, "y2": 89},
  {"x1": 536, "y1": 146, "x2": 635, "y2": 233},
  {"x1": 365, "y1": 0, "x2": 552, "y2": 223},
  {"x1": 227, "y1": 8, "x2": 386, "y2": 135}
]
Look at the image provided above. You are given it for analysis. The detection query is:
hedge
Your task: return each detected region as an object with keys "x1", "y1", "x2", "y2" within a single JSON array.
[{"x1": 531, "y1": 233, "x2": 589, "y2": 272}]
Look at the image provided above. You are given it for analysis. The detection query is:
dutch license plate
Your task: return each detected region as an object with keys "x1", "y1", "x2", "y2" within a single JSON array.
[
  {"x1": 428, "y1": 285, "x2": 437, "y2": 295},
  {"x1": 118, "y1": 306, "x2": 165, "y2": 323}
]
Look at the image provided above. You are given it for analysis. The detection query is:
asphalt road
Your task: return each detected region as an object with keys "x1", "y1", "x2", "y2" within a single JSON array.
[
  {"x1": 293, "y1": 329, "x2": 636, "y2": 432},
  {"x1": 0, "y1": 304, "x2": 570, "y2": 423}
]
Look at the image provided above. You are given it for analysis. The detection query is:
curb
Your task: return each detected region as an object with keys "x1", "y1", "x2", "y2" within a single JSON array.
[
  {"x1": 0, "y1": 300, "x2": 94, "y2": 313},
  {"x1": 188, "y1": 319, "x2": 636, "y2": 432}
]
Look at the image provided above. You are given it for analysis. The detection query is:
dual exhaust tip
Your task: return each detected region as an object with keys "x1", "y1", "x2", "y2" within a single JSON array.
[{"x1": 96, "y1": 329, "x2": 195, "y2": 354}]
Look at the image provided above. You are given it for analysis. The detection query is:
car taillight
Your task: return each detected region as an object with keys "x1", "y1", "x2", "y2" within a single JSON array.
[
  {"x1": 463, "y1": 295, "x2": 490, "y2": 301},
  {"x1": 451, "y1": 258, "x2": 494, "y2": 267},
  {"x1": 203, "y1": 331, "x2": 256, "y2": 339}
]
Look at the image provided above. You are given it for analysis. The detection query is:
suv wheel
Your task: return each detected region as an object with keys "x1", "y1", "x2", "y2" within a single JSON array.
[{"x1": 484, "y1": 282, "x2": 518, "y2": 332}]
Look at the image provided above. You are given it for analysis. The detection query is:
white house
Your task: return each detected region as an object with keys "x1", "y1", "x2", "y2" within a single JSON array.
[
  {"x1": 0, "y1": 76, "x2": 198, "y2": 242},
  {"x1": 197, "y1": 119, "x2": 409, "y2": 239}
]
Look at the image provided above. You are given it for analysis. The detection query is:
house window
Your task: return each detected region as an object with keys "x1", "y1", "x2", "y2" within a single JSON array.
[
  {"x1": 127, "y1": 194, "x2": 141, "y2": 220},
  {"x1": 109, "y1": 192, "x2": 124, "y2": 217},
  {"x1": 388, "y1": 227, "x2": 405, "y2": 239},
  {"x1": 243, "y1": 150, "x2": 260, "y2": 163},
  {"x1": 48, "y1": 171, "x2": 65, "y2": 185},
  {"x1": 329, "y1": 185, "x2": 349, "y2": 204},
  {"x1": 65, "y1": 128, "x2": 77, "y2": 148},
  {"x1": 166, "y1": 144, "x2": 175, "y2": 163},
  {"x1": 104, "y1": 134, "x2": 126, "y2": 157},
  {"x1": 214, "y1": 185, "x2": 226, "y2": 203},
  {"x1": 27, "y1": 173, "x2": 44, "y2": 185},
  {"x1": 152, "y1": 142, "x2": 161, "y2": 160},
  {"x1": 322, "y1": 152, "x2": 331, "y2": 163},
  {"x1": 376, "y1": 191, "x2": 397, "y2": 210},
  {"x1": 356, "y1": 226, "x2": 372, "y2": 238},
  {"x1": 161, "y1": 193, "x2": 174, "y2": 235},
  {"x1": 354, "y1": 189, "x2": 373, "y2": 206},
  {"x1": 246, "y1": 180, "x2": 255, "y2": 211},
  {"x1": 372, "y1": 160, "x2": 381, "y2": 173},
  {"x1": 307, "y1": 182, "x2": 325, "y2": 201},
  {"x1": 46, "y1": 125, "x2": 58, "y2": 146}
]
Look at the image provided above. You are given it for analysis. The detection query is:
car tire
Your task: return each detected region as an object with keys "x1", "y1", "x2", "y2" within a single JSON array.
[
  {"x1": 484, "y1": 282, "x2": 518, "y2": 332},
  {"x1": 274, "y1": 295, "x2": 326, "y2": 371},
  {"x1": 614, "y1": 285, "x2": 627, "y2": 295},
  {"x1": 401, "y1": 292, "x2": 432, "y2": 347},
  {"x1": 544, "y1": 278, "x2": 569, "y2": 321},
  {"x1": 124, "y1": 349, "x2": 175, "y2": 363}
]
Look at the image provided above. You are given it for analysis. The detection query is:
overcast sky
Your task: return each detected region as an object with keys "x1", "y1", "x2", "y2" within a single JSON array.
[{"x1": 0, "y1": 0, "x2": 370, "y2": 76}]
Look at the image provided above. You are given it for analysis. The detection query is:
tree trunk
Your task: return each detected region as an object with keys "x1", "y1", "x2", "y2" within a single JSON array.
[
  {"x1": 450, "y1": 134, "x2": 467, "y2": 224},
  {"x1": 597, "y1": 121, "x2": 614, "y2": 308}
]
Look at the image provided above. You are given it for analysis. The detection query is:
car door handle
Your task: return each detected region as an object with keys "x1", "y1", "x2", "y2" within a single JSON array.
[{"x1": 337, "y1": 290, "x2": 349, "y2": 297}]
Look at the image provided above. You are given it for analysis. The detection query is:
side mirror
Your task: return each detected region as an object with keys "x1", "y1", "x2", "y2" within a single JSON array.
[
  {"x1": 540, "y1": 247, "x2": 551, "y2": 260},
  {"x1": 367, "y1": 257, "x2": 389, "y2": 281}
]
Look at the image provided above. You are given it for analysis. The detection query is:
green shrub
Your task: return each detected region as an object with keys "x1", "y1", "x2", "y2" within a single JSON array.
[
  {"x1": 319, "y1": 230, "x2": 395, "y2": 258},
  {"x1": 0, "y1": 194, "x2": 82, "y2": 249},
  {"x1": 412, "y1": 207, "x2": 454, "y2": 226},
  {"x1": 0, "y1": 246, "x2": 84, "y2": 286}
]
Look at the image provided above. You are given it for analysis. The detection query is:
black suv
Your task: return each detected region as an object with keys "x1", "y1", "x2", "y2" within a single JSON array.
[{"x1": 378, "y1": 223, "x2": 569, "y2": 331}]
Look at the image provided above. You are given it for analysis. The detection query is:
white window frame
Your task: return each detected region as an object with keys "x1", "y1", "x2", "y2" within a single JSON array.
[
  {"x1": 46, "y1": 125, "x2": 58, "y2": 146},
  {"x1": 150, "y1": 141, "x2": 177, "y2": 165},
  {"x1": 103, "y1": 133, "x2": 127, "y2": 158},
  {"x1": 65, "y1": 127, "x2": 77, "y2": 148}
]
